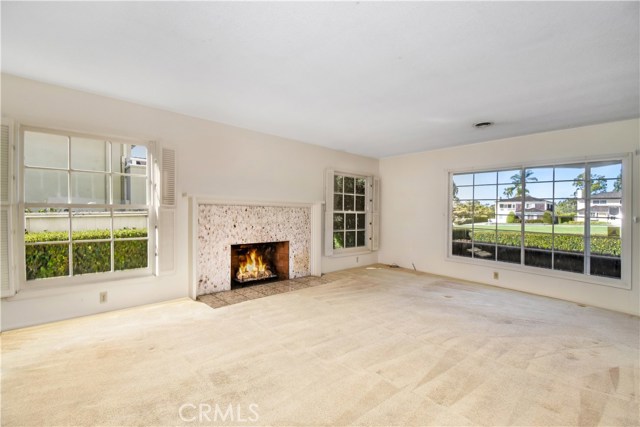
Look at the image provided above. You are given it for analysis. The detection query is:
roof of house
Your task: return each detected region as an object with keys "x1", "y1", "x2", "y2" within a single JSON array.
[
  {"x1": 591, "y1": 191, "x2": 621, "y2": 199},
  {"x1": 498, "y1": 195, "x2": 551, "y2": 203}
]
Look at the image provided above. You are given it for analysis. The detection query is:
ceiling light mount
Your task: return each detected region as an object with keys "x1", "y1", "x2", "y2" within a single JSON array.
[{"x1": 473, "y1": 121, "x2": 494, "y2": 129}]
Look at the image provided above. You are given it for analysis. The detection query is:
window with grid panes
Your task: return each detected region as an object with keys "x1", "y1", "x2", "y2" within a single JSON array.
[
  {"x1": 450, "y1": 158, "x2": 628, "y2": 284},
  {"x1": 22, "y1": 128, "x2": 152, "y2": 282},
  {"x1": 332, "y1": 174, "x2": 367, "y2": 249}
]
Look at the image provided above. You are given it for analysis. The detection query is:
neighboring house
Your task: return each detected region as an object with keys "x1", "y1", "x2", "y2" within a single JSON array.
[
  {"x1": 495, "y1": 196, "x2": 553, "y2": 223},
  {"x1": 576, "y1": 191, "x2": 622, "y2": 224}
]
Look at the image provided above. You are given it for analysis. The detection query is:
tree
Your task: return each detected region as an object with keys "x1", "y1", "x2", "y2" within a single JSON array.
[
  {"x1": 452, "y1": 182, "x2": 459, "y2": 202},
  {"x1": 573, "y1": 173, "x2": 607, "y2": 196},
  {"x1": 503, "y1": 170, "x2": 537, "y2": 198},
  {"x1": 613, "y1": 172, "x2": 622, "y2": 192},
  {"x1": 506, "y1": 211, "x2": 519, "y2": 224},
  {"x1": 452, "y1": 201, "x2": 495, "y2": 224},
  {"x1": 542, "y1": 210, "x2": 553, "y2": 224},
  {"x1": 555, "y1": 199, "x2": 577, "y2": 216}
]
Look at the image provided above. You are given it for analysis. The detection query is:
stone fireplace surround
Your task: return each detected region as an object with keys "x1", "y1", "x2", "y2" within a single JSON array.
[{"x1": 192, "y1": 199, "x2": 322, "y2": 296}]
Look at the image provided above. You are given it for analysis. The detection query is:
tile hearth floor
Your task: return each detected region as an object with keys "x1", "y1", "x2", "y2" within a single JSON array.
[{"x1": 197, "y1": 275, "x2": 336, "y2": 308}]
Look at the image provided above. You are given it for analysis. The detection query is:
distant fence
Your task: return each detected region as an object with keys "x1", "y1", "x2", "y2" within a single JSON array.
[{"x1": 25, "y1": 212, "x2": 147, "y2": 233}]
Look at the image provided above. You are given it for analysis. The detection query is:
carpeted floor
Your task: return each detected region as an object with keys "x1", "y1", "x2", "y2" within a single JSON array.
[{"x1": 1, "y1": 266, "x2": 638, "y2": 426}]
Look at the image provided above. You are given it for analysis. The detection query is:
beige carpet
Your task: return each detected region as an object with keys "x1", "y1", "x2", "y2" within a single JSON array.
[{"x1": 1, "y1": 266, "x2": 638, "y2": 426}]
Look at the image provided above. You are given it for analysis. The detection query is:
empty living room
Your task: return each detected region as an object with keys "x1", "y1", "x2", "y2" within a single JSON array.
[{"x1": 1, "y1": 1, "x2": 639, "y2": 426}]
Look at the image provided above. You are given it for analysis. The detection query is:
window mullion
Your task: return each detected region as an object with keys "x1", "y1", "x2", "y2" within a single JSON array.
[
  {"x1": 520, "y1": 167, "x2": 525, "y2": 266},
  {"x1": 110, "y1": 206, "x2": 115, "y2": 273},
  {"x1": 551, "y1": 168, "x2": 555, "y2": 270},
  {"x1": 584, "y1": 164, "x2": 591, "y2": 275}
]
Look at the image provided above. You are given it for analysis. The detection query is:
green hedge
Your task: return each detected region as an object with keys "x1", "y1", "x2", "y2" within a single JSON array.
[
  {"x1": 25, "y1": 229, "x2": 148, "y2": 280},
  {"x1": 466, "y1": 230, "x2": 620, "y2": 256}
]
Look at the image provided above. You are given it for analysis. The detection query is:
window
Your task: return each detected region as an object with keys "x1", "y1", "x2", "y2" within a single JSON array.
[
  {"x1": 324, "y1": 170, "x2": 379, "y2": 255},
  {"x1": 450, "y1": 158, "x2": 627, "y2": 283},
  {"x1": 332, "y1": 174, "x2": 367, "y2": 249},
  {"x1": 21, "y1": 128, "x2": 153, "y2": 282}
]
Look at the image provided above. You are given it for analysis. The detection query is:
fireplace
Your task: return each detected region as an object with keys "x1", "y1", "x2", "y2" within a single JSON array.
[
  {"x1": 195, "y1": 202, "x2": 320, "y2": 295},
  {"x1": 230, "y1": 241, "x2": 289, "y2": 289}
]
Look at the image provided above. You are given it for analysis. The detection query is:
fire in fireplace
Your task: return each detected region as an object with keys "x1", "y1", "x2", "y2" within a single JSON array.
[
  {"x1": 237, "y1": 248, "x2": 276, "y2": 282},
  {"x1": 230, "y1": 241, "x2": 289, "y2": 288}
]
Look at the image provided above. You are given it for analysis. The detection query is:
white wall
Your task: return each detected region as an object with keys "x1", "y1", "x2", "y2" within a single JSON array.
[
  {"x1": 0, "y1": 74, "x2": 378, "y2": 330},
  {"x1": 380, "y1": 119, "x2": 640, "y2": 315}
]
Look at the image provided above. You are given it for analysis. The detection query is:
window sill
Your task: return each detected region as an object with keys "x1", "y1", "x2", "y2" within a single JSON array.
[
  {"x1": 445, "y1": 254, "x2": 631, "y2": 290},
  {"x1": 329, "y1": 248, "x2": 374, "y2": 258},
  {"x1": 5, "y1": 269, "x2": 154, "y2": 301}
]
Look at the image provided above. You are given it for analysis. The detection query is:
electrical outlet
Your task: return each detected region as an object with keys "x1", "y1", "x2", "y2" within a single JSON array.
[
  {"x1": 493, "y1": 272, "x2": 499, "y2": 280},
  {"x1": 99, "y1": 291, "x2": 108, "y2": 304}
]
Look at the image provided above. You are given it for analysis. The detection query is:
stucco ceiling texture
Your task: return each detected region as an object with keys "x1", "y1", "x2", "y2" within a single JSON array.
[{"x1": 1, "y1": 2, "x2": 638, "y2": 158}]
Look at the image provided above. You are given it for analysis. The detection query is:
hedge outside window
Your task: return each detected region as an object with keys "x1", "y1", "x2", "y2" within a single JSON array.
[
  {"x1": 22, "y1": 129, "x2": 150, "y2": 281},
  {"x1": 450, "y1": 160, "x2": 625, "y2": 280}
]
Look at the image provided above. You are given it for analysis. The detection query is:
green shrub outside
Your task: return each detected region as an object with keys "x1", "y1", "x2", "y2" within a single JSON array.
[
  {"x1": 115, "y1": 240, "x2": 148, "y2": 271},
  {"x1": 452, "y1": 228, "x2": 472, "y2": 240},
  {"x1": 469, "y1": 230, "x2": 620, "y2": 257},
  {"x1": 557, "y1": 215, "x2": 574, "y2": 224},
  {"x1": 25, "y1": 244, "x2": 69, "y2": 280},
  {"x1": 25, "y1": 229, "x2": 148, "y2": 280},
  {"x1": 542, "y1": 211, "x2": 553, "y2": 224},
  {"x1": 506, "y1": 212, "x2": 519, "y2": 224}
]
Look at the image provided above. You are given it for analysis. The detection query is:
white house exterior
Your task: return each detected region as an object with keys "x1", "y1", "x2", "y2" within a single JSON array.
[
  {"x1": 495, "y1": 196, "x2": 553, "y2": 223},
  {"x1": 576, "y1": 191, "x2": 622, "y2": 224}
]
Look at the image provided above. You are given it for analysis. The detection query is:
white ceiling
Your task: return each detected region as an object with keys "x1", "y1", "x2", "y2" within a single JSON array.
[{"x1": 1, "y1": 2, "x2": 638, "y2": 158}]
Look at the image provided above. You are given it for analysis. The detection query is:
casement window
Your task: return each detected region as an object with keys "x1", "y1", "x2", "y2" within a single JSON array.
[
  {"x1": 324, "y1": 170, "x2": 379, "y2": 256},
  {"x1": 449, "y1": 156, "x2": 631, "y2": 287},
  {"x1": 20, "y1": 127, "x2": 154, "y2": 284}
]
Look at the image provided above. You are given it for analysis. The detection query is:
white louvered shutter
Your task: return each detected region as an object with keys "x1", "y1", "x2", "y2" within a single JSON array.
[
  {"x1": 1, "y1": 120, "x2": 15, "y2": 296},
  {"x1": 157, "y1": 147, "x2": 176, "y2": 274},
  {"x1": 161, "y1": 148, "x2": 176, "y2": 207},
  {"x1": 370, "y1": 176, "x2": 380, "y2": 251},
  {"x1": 324, "y1": 169, "x2": 335, "y2": 256}
]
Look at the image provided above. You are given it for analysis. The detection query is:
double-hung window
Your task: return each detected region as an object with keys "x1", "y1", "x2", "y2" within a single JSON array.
[
  {"x1": 450, "y1": 157, "x2": 630, "y2": 286},
  {"x1": 325, "y1": 170, "x2": 379, "y2": 255},
  {"x1": 21, "y1": 127, "x2": 153, "y2": 283},
  {"x1": 333, "y1": 174, "x2": 368, "y2": 249}
]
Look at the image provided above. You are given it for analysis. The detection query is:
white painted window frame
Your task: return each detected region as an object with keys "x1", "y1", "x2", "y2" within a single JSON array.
[
  {"x1": 446, "y1": 153, "x2": 633, "y2": 290},
  {"x1": 17, "y1": 125, "x2": 157, "y2": 290},
  {"x1": 325, "y1": 169, "x2": 378, "y2": 256}
]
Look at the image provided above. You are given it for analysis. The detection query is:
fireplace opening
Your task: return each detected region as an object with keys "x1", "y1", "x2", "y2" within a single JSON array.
[{"x1": 230, "y1": 241, "x2": 289, "y2": 289}]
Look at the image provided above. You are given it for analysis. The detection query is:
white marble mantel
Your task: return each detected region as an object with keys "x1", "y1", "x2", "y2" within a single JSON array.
[{"x1": 189, "y1": 197, "x2": 323, "y2": 297}]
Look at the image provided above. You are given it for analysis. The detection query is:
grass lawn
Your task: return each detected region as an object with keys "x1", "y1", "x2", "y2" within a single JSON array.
[{"x1": 458, "y1": 223, "x2": 611, "y2": 236}]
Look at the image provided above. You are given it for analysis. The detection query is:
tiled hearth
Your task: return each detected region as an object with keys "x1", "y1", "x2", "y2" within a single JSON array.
[{"x1": 197, "y1": 274, "x2": 334, "y2": 309}]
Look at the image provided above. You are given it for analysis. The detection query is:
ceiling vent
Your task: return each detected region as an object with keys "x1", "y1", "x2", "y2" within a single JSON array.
[{"x1": 473, "y1": 121, "x2": 494, "y2": 129}]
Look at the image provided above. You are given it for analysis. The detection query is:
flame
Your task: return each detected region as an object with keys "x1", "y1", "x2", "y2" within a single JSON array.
[{"x1": 237, "y1": 248, "x2": 273, "y2": 281}]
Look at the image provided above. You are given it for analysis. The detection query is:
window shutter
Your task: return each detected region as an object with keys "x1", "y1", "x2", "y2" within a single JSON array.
[
  {"x1": 161, "y1": 148, "x2": 176, "y2": 207},
  {"x1": 0, "y1": 124, "x2": 8, "y2": 202},
  {"x1": 158, "y1": 208, "x2": 175, "y2": 274},
  {"x1": 370, "y1": 176, "x2": 380, "y2": 251},
  {"x1": 324, "y1": 169, "x2": 335, "y2": 256},
  {"x1": 158, "y1": 147, "x2": 176, "y2": 274},
  {"x1": 1, "y1": 121, "x2": 15, "y2": 297}
]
